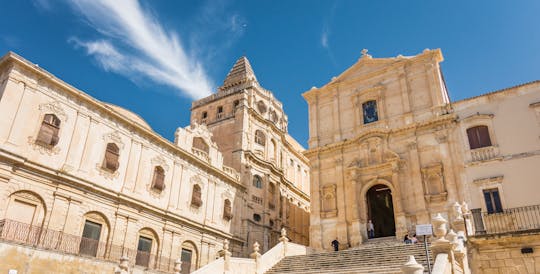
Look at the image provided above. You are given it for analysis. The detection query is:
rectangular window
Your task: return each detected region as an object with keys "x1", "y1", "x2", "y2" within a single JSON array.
[
  {"x1": 217, "y1": 106, "x2": 224, "y2": 119},
  {"x1": 136, "y1": 236, "x2": 153, "y2": 267},
  {"x1": 483, "y1": 188, "x2": 503, "y2": 214},
  {"x1": 80, "y1": 220, "x2": 102, "y2": 257}
]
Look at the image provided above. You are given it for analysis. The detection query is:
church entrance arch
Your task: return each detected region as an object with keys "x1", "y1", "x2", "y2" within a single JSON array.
[{"x1": 366, "y1": 184, "x2": 395, "y2": 238}]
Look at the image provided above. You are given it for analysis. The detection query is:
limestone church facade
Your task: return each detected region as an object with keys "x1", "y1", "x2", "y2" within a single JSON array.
[{"x1": 303, "y1": 48, "x2": 540, "y2": 253}]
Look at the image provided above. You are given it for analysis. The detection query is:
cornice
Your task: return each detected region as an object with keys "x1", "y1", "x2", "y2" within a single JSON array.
[
  {"x1": 304, "y1": 113, "x2": 457, "y2": 158},
  {"x1": 0, "y1": 52, "x2": 239, "y2": 186}
]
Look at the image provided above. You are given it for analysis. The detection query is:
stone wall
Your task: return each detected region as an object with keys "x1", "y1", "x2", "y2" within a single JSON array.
[
  {"x1": 0, "y1": 242, "x2": 121, "y2": 274},
  {"x1": 468, "y1": 232, "x2": 540, "y2": 273}
]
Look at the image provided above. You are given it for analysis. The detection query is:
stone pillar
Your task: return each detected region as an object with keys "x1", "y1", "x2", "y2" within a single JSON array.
[
  {"x1": 431, "y1": 213, "x2": 453, "y2": 257},
  {"x1": 250, "y1": 242, "x2": 262, "y2": 274},
  {"x1": 279, "y1": 228, "x2": 289, "y2": 257},
  {"x1": 173, "y1": 258, "x2": 182, "y2": 274},
  {"x1": 221, "y1": 239, "x2": 232, "y2": 272},
  {"x1": 401, "y1": 255, "x2": 424, "y2": 274},
  {"x1": 114, "y1": 256, "x2": 129, "y2": 274},
  {"x1": 407, "y1": 141, "x2": 430, "y2": 223}
]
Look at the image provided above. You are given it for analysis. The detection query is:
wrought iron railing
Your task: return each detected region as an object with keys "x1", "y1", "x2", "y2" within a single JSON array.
[
  {"x1": 471, "y1": 205, "x2": 540, "y2": 235},
  {"x1": 0, "y1": 219, "x2": 174, "y2": 271}
]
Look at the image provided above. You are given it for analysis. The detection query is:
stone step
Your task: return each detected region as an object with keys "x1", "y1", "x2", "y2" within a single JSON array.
[{"x1": 264, "y1": 243, "x2": 432, "y2": 274}]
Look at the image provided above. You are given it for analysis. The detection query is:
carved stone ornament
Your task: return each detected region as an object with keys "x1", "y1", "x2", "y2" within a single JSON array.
[
  {"x1": 96, "y1": 163, "x2": 119, "y2": 179},
  {"x1": 103, "y1": 131, "x2": 125, "y2": 149},
  {"x1": 349, "y1": 137, "x2": 399, "y2": 169},
  {"x1": 39, "y1": 101, "x2": 68, "y2": 122},
  {"x1": 151, "y1": 155, "x2": 170, "y2": 172},
  {"x1": 28, "y1": 136, "x2": 61, "y2": 155}
]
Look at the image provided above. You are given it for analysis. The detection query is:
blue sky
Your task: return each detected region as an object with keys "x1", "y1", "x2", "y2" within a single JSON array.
[{"x1": 1, "y1": 1, "x2": 539, "y2": 147}]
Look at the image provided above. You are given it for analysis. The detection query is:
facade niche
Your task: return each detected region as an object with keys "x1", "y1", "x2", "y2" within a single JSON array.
[
  {"x1": 320, "y1": 184, "x2": 337, "y2": 218},
  {"x1": 36, "y1": 113, "x2": 60, "y2": 147},
  {"x1": 421, "y1": 163, "x2": 447, "y2": 202}
]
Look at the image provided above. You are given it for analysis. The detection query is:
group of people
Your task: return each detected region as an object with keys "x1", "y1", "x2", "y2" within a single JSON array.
[
  {"x1": 329, "y1": 220, "x2": 419, "y2": 251},
  {"x1": 403, "y1": 234, "x2": 418, "y2": 244}
]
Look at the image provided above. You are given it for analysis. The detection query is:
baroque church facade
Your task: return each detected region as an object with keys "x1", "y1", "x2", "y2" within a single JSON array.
[
  {"x1": 303, "y1": 48, "x2": 540, "y2": 257},
  {"x1": 0, "y1": 52, "x2": 309, "y2": 273}
]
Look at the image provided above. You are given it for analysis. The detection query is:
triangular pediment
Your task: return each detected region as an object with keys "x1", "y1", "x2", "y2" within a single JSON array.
[{"x1": 326, "y1": 56, "x2": 403, "y2": 87}]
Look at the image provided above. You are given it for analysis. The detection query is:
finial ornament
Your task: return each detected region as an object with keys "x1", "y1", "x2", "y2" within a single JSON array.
[
  {"x1": 361, "y1": 48, "x2": 372, "y2": 59},
  {"x1": 280, "y1": 227, "x2": 289, "y2": 243},
  {"x1": 223, "y1": 239, "x2": 229, "y2": 251}
]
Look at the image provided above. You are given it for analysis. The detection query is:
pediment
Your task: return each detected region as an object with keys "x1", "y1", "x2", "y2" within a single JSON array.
[{"x1": 326, "y1": 57, "x2": 401, "y2": 87}]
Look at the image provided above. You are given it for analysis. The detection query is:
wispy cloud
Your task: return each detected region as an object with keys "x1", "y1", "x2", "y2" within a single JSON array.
[
  {"x1": 321, "y1": 26, "x2": 329, "y2": 49},
  {"x1": 67, "y1": 0, "x2": 214, "y2": 99}
]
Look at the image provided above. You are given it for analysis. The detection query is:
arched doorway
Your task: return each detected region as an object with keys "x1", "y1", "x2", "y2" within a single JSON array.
[{"x1": 366, "y1": 184, "x2": 395, "y2": 238}]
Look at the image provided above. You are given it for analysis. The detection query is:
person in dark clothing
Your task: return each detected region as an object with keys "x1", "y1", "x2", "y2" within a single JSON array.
[{"x1": 331, "y1": 238, "x2": 339, "y2": 251}]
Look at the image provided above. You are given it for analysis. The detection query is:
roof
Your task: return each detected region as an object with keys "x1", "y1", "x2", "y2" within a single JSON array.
[{"x1": 219, "y1": 56, "x2": 258, "y2": 91}]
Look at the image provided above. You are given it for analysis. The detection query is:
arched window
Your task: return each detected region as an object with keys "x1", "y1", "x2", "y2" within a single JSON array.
[
  {"x1": 223, "y1": 199, "x2": 233, "y2": 220},
  {"x1": 151, "y1": 166, "x2": 165, "y2": 191},
  {"x1": 102, "y1": 143, "x2": 120, "y2": 172},
  {"x1": 467, "y1": 125, "x2": 492, "y2": 149},
  {"x1": 253, "y1": 175, "x2": 263, "y2": 189},
  {"x1": 254, "y1": 130, "x2": 266, "y2": 146},
  {"x1": 36, "y1": 114, "x2": 60, "y2": 147},
  {"x1": 191, "y1": 184, "x2": 202, "y2": 207},
  {"x1": 362, "y1": 100, "x2": 379, "y2": 124},
  {"x1": 192, "y1": 137, "x2": 209, "y2": 154}
]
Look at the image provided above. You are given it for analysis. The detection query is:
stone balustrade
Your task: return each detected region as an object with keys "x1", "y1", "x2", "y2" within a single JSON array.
[
  {"x1": 191, "y1": 147, "x2": 210, "y2": 163},
  {"x1": 470, "y1": 145, "x2": 499, "y2": 162},
  {"x1": 222, "y1": 165, "x2": 240, "y2": 180}
]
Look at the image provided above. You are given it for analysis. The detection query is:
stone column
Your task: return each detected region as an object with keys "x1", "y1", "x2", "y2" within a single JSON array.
[{"x1": 334, "y1": 157, "x2": 349, "y2": 246}]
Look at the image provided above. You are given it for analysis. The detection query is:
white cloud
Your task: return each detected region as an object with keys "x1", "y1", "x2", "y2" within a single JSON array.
[
  {"x1": 321, "y1": 29, "x2": 329, "y2": 49},
  {"x1": 68, "y1": 0, "x2": 214, "y2": 99}
]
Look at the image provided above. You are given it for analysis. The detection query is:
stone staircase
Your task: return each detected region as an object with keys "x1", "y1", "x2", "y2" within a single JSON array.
[{"x1": 265, "y1": 238, "x2": 432, "y2": 274}]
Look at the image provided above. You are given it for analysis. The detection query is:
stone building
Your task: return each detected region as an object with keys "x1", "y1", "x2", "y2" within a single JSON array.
[
  {"x1": 303, "y1": 48, "x2": 540, "y2": 256},
  {"x1": 190, "y1": 57, "x2": 310, "y2": 254},
  {"x1": 0, "y1": 52, "x2": 309, "y2": 273}
]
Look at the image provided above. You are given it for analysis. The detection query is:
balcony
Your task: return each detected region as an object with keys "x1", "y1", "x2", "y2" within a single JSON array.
[
  {"x1": 470, "y1": 145, "x2": 499, "y2": 162},
  {"x1": 0, "y1": 219, "x2": 175, "y2": 271},
  {"x1": 192, "y1": 147, "x2": 210, "y2": 163},
  {"x1": 223, "y1": 165, "x2": 240, "y2": 180},
  {"x1": 470, "y1": 205, "x2": 540, "y2": 235}
]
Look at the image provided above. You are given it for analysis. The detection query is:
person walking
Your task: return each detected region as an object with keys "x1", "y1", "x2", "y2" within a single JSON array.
[
  {"x1": 367, "y1": 220, "x2": 375, "y2": 239},
  {"x1": 331, "y1": 238, "x2": 339, "y2": 251}
]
